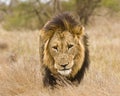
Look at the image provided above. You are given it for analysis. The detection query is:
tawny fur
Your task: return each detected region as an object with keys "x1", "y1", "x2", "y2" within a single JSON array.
[{"x1": 39, "y1": 12, "x2": 89, "y2": 87}]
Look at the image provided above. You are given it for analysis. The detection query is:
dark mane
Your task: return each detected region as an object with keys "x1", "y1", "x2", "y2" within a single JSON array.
[
  {"x1": 44, "y1": 12, "x2": 78, "y2": 31},
  {"x1": 70, "y1": 35, "x2": 89, "y2": 83},
  {"x1": 40, "y1": 12, "x2": 90, "y2": 87}
]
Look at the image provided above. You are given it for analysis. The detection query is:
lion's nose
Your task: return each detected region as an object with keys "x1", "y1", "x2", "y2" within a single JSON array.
[{"x1": 60, "y1": 64, "x2": 68, "y2": 68}]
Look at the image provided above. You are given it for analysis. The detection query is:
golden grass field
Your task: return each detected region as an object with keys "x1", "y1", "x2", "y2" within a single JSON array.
[{"x1": 0, "y1": 15, "x2": 120, "y2": 96}]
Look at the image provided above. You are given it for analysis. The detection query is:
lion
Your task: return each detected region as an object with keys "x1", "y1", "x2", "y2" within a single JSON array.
[{"x1": 39, "y1": 12, "x2": 89, "y2": 87}]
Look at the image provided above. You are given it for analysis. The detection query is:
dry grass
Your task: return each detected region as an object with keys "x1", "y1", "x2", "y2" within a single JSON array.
[{"x1": 0, "y1": 15, "x2": 120, "y2": 96}]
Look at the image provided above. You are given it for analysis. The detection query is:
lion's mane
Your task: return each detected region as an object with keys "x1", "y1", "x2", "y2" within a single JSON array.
[{"x1": 39, "y1": 12, "x2": 90, "y2": 87}]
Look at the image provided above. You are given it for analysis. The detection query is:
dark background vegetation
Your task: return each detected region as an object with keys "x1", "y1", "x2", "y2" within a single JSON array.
[{"x1": 0, "y1": 0, "x2": 120, "y2": 30}]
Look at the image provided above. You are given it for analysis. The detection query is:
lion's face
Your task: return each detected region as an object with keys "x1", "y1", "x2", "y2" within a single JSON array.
[
  {"x1": 49, "y1": 31, "x2": 77, "y2": 76},
  {"x1": 43, "y1": 28, "x2": 85, "y2": 77}
]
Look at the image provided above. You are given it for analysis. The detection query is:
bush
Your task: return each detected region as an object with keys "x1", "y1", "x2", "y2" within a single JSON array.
[
  {"x1": 101, "y1": 0, "x2": 120, "y2": 12},
  {"x1": 76, "y1": 0, "x2": 101, "y2": 25},
  {"x1": 2, "y1": 0, "x2": 120, "y2": 30},
  {"x1": 62, "y1": 0, "x2": 76, "y2": 11},
  {"x1": 3, "y1": 2, "x2": 52, "y2": 30}
]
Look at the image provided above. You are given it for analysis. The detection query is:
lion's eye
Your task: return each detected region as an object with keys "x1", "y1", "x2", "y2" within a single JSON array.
[
  {"x1": 68, "y1": 44, "x2": 73, "y2": 49},
  {"x1": 52, "y1": 46, "x2": 58, "y2": 51}
]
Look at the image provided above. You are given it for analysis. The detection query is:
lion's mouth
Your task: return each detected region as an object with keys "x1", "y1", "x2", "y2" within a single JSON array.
[{"x1": 58, "y1": 69, "x2": 72, "y2": 76}]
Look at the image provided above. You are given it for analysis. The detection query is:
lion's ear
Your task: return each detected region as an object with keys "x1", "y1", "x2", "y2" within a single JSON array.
[
  {"x1": 40, "y1": 21, "x2": 54, "y2": 41},
  {"x1": 39, "y1": 29, "x2": 53, "y2": 42},
  {"x1": 39, "y1": 29, "x2": 51, "y2": 42},
  {"x1": 73, "y1": 25, "x2": 84, "y2": 37}
]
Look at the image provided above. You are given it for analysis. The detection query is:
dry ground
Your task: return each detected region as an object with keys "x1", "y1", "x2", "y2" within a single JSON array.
[{"x1": 0, "y1": 16, "x2": 120, "y2": 96}]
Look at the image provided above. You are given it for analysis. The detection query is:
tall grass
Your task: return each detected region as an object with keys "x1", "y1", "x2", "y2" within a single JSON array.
[{"x1": 0, "y1": 15, "x2": 120, "y2": 96}]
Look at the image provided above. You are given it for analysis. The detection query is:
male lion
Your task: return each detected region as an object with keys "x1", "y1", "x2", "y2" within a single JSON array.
[{"x1": 39, "y1": 12, "x2": 89, "y2": 87}]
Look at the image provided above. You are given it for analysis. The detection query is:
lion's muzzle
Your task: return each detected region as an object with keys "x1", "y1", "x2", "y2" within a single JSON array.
[
  {"x1": 54, "y1": 61, "x2": 74, "y2": 76},
  {"x1": 58, "y1": 69, "x2": 72, "y2": 76},
  {"x1": 60, "y1": 63, "x2": 68, "y2": 68}
]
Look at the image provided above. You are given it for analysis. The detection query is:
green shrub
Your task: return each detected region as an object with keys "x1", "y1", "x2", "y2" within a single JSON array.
[
  {"x1": 62, "y1": 0, "x2": 76, "y2": 11},
  {"x1": 3, "y1": 2, "x2": 47, "y2": 30},
  {"x1": 101, "y1": 0, "x2": 120, "y2": 12}
]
